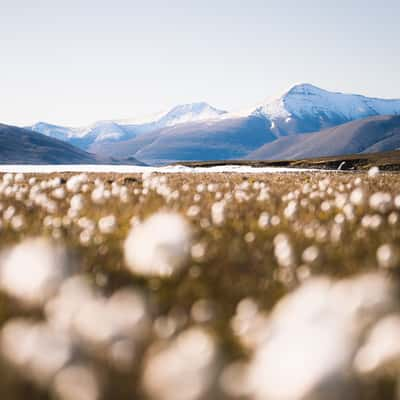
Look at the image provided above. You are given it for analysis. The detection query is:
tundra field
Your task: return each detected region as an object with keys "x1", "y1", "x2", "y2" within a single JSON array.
[{"x1": 1, "y1": 169, "x2": 400, "y2": 399}]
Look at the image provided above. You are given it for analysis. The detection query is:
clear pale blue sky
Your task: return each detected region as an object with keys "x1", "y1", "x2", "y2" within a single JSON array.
[{"x1": 1, "y1": 0, "x2": 399, "y2": 126}]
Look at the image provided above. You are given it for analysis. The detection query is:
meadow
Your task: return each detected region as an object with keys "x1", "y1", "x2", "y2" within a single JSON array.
[{"x1": 0, "y1": 168, "x2": 399, "y2": 399}]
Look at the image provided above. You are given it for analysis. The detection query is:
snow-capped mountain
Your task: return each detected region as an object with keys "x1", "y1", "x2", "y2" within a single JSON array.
[
  {"x1": 28, "y1": 102, "x2": 227, "y2": 150},
  {"x1": 121, "y1": 102, "x2": 227, "y2": 127},
  {"x1": 253, "y1": 83, "x2": 400, "y2": 120},
  {"x1": 29, "y1": 121, "x2": 132, "y2": 150},
  {"x1": 80, "y1": 121, "x2": 129, "y2": 142},
  {"x1": 156, "y1": 102, "x2": 227, "y2": 126},
  {"x1": 117, "y1": 102, "x2": 227, "y2": 126},
  {"x1": 25, "y1": 84, "x2": 400, "y2": 163},
  {"x1": 30, "y1": 122, "x2": 81, "y2": 140},
  {"x1": 246, "y1": 83, "x2": 400, "y2": 137}
]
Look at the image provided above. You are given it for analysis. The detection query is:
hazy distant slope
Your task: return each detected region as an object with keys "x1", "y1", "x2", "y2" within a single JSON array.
[
  {"x1": 247, "y1": 115, "x2": 400, "y2": 160},
  {"x1": 0, "y1": 124, "x2": 144, "y2": 164},
  {"x1": 93, "y1": 116, "x2": 276, "y2": 164},
  {"x1": 90, "y1": 129, "x2": 162, "y2": 158}
]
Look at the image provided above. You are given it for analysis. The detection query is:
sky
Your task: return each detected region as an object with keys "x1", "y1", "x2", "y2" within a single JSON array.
[{"x1": 1, "y1": 0, "x2": 399, "y2": 126}]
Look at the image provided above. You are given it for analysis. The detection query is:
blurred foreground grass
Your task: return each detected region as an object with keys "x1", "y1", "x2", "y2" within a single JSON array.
[{"x1": 0, "y1": 170, "x2": 399, "y2": 399}]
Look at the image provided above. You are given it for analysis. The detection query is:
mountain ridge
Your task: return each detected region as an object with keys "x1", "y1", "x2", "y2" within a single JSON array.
[
  {"x1": 0, "y1": 124, "x2": 144, "y2": 165},
  {"x1": 27, "y1": 102, "x2": 228, "y2": 150}
]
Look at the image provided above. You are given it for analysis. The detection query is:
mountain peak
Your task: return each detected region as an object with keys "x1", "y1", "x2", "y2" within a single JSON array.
[
  {"x1": 32, "y1": 121, "x2": 59, "y2": 129},
  {"x1": 120, "y1": 102, "x2": 227, "y2": 127},
  {"x1": 249, "y1": 83, "x2": 400, "y2": 126},
  {"x1": 284, "y1": 83, "x2": 325, "y2": 96},
  {"x1": 158, "y1": 102, "x2": 227, "y2": 127},
  {"x1": 90, "y1": 120, "x2": 121, "y2": 129},
  {"x1": 167, "y1": 102, "x2": 226, "y2": 114}
]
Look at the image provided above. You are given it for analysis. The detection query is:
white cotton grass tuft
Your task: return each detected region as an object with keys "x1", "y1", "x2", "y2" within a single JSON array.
[
  {"x1": 273, "y1": 233, "x2": 296, "y2": 268},
  {"x1": 1, "y1": 318, "x2": 73, "y2": 386},
  {"x1": 91, "y1": 186, "x2": 106, "y2": 205},
  {"x1": 52, "y1": 364, "x2": 100, "y2": 400},
  {"x1": 45, "y1": 274, "x2": 150, "y2": 372},
  {"x1": 369, "y1": 192, "x2": 392, "y2": 213},
  {"x1": 211, "y1": 201, "x2": 226, "y2": 226},
  {"x1": 230, "y1": 297, "x2": 269, "y2": 351},
  {"x1": 72, "y1": 287, "x2": 150, "y2": 355},
  {"x1": 368, "y1": 166, "x2": 380, "y2": 177},
  {"x1": 45, "y1": 275, "x2": 96, "y2": 333},
  {"x1": 354, "y1": 314, "x2": 400, "y2": 376},
  {"x1": 14, "y1": 173, "x2": 25, "y2": 183},
  {"x1": 98, "y1": 215, "x2": 117, "y2": 234},
  {"x1": 66, "y1": 174, "x2": 87, "y2": 193},
  {"x1": 302, "y1": 245, "x2": 321, "y2": 266},
  {"x1": 142, "y1": 327, "x2": 219, "y2": 400},
  {"x1": 70, "y1": 194, "x2": 85, "y2": 212},
  {"x1": 376, "y1": 244, "x2": 399, "y2": 269},
  {"x1": 244, "y1": 273, "x2": 398, "y2": 400},
  {"x1": 0, "y1": 238, "x2": 71, "y2": 308},
  {"x1": 350, "y1": 187, "x2": 366, "y2": 207},
  {"x1": 124, "y1": 211, "x2": 192, "y2": 278},
  {"x1": 258, "y1": 212, "x2": 270, "y2": 229}
]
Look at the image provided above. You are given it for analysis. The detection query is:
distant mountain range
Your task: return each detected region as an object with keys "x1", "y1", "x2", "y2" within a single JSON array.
[
  {"x1": 0, "y1": 124, "x2": 144, "y2": 165},
  {"x1": 28, "y1": 102, "x2": 227, "y2": 151},
  {"x1": 14, "y1": 84, "x2": 400, "y2": 164}
]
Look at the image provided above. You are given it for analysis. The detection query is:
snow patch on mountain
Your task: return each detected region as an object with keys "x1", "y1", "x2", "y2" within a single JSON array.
[
  {"x1": 29, "y1": 102, "x2": 227, "y2": 145},
  {"x1": 30, "y1": 122, "x2": 80, "y2": 139},
  {"x1": 252, "y1": 83, "x2": 400, "y2": 122},
  {"x1": 81, "y1": 121, "x2": 127, "y2": 141},
  {"x1": 157, "y1": 102, "x2": 227, "y2": 126}
]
